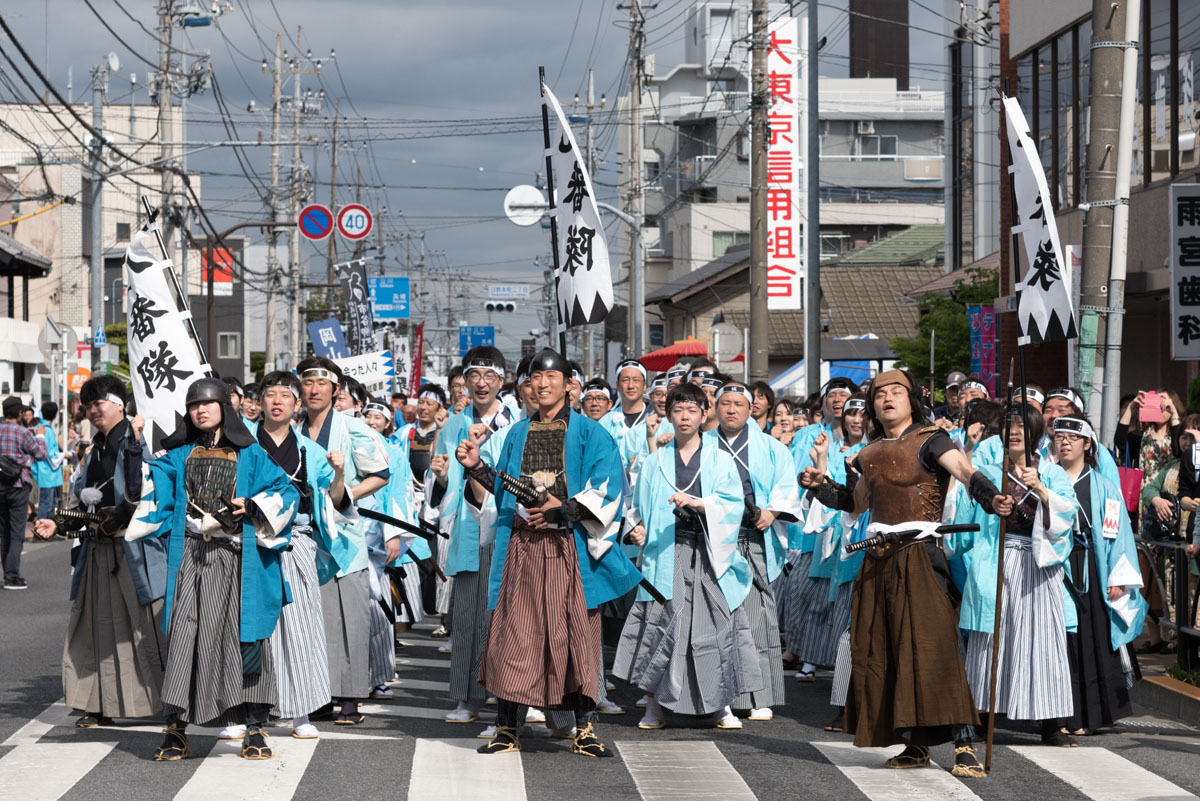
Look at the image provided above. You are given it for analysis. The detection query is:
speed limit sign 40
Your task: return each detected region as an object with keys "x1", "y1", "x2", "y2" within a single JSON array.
[{"x1": 337, "y1": 204, "x2": 373, "y2": 241}]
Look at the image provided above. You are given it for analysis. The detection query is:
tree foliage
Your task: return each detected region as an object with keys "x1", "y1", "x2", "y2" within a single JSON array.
[{"x1": 888, "y1": 267, "x2": 999, "y2": 396}]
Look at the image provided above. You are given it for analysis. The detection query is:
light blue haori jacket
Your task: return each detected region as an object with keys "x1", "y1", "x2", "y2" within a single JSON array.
[
  {"x1": 33, "y1": 417, "x2": 63, "y2": 488},
  {"x1": 702, "y1": 424, "x2": 803, "y2": 582},
  {"x1": 427, "y1": 405, "x2": 514, "y2": 576},
  {"x1": 128, "y1": 442, "x2": 299, "y2": 643},
  {"x1": 832, "y1": 510, "x2": 872, "y2": 601},
  {"x1": 303, "y1": 409, "x2": 391, "y2": 577},
  {"x1": 69, "y1": 425, "x2": 166, "y2": 606},
  {"x1": 599, "y1": 403, "x2": 650, "y2": 466},
  {"x1": 1038, "y1": 432, "x2": 1120, "y2": 487},
  {"x1": 802, "y1": 439, "x2": 867, "y2": 581},
  {"x1": 484, "y1": 409, "x2": 641, "y2": 611},
  {"x1": 789, "y1": 420, "x2": 839, "y2": 554},
  {"x1": 631, "y1": 435, "x2": 751, "y2": 611},
  {"x1": 946, "y1": 459, "x2": 1079, "y2": 635},
  {"x1": 380, "y1": 437, "x2": 430, "y2": 565},
  {"x1": 623, "y1": 416, "x2": 674, "y2": 491},
  {"x1": 1065, "y1": 468, "x2": 1148, "y2": 650}
]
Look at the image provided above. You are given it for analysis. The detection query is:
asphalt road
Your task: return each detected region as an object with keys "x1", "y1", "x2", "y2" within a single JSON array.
[{"x1": 3, "y1": 535, "x2": 1200, "y2": 801}]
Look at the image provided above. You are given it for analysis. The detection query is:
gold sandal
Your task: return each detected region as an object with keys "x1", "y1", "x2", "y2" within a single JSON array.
[
  {"x1": 241, "y1": 728, "x2": 273, "y2": 760},
  {"x1": 884, "y1": 745, "x2": 931, "y2": 769},
  {"x1": 950, "y1": 745, "x2": 987, "y2": 779},
  {"x1": 153, "y1": 724, "x2": 192, "y2": 762},
  {"x1": 571, "y1": 722, "x2": 613, "y2": 758}
]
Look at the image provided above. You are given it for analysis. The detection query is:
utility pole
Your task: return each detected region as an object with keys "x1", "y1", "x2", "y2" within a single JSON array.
[
  {"x1": 1079, "y1": 0, "x2": 1139, "y2": 440},
  {"x1": 89, "y1": 61, "x2": 107, "y2": 372},
  {"x1": 627, "y1": 0, "x2": 646, "y2": 357},
  {"x1": 327, "y1": 99, "x2": 340, "y2": 284},
  {"x1": 264, "y1": 34, "x2": 283, "y2": 368},
  {"x1": 748, "y1": 0, "x2": 769, "y2": 382},
  {"x1": 156, "y1": 0, "x2": 175, "y2": 261},
  {"x1": 804, "y1": 2, "x2": 820, "y2": 395}
]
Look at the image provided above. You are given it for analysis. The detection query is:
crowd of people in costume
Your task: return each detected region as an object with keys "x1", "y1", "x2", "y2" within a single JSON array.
[{"x1": 5, "y1": 348, "x2": 1192, "y2": 777}]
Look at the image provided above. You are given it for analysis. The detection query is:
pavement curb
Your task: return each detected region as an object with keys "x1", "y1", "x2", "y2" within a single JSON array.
[{"x1": 1132, "y1": 675, "x2": 1200, "y2": 728}]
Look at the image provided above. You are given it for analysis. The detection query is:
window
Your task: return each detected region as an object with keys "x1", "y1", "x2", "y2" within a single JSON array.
[
  {"x1": 217, "y1": 332, "x2": 241, "y2": 359},
  {"x1": 854, "y1": 135, "x2": 897, "y2": 161},
  {"x1": 1181, "y1": 5, "x2": 1200, "y2": 172},
  {"x1": 648, "y1": 324, "x2": 665, "y2": 348},
  {"x1": 115, "y1": 222, "x2": 131, "y2": 241},
  {"x1": 712, "y1": 231, "x2": 749, "y2": 258},
  {"x1": 1146, "y1": 0, "x2": 1172, "y2": 182}
]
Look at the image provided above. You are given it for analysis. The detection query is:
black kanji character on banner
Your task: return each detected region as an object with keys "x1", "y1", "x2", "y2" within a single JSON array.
[
  {"x1": 128, "y1": 295, "x2": 167, "y2": 341},
  {"x1": 1179, "y1": 236, "x2": 1200, "y2": 267},
  {"x1": 564, "y1": 224, "x2": 596, "y2": 275},
  {"x1": 1179, "y1": 275, "x2": 1200, "y2": 307},
  {"x1": 1026, "y1": 238, "x2": 1062, "y2": 291},
  {"x1": 1177, "y1": 196, "x2": 1200, "y2": 227},
  {"x1": 563, "y1": 162, "x2": 589, "y2": 213},
  {"x1": 136, "y1": 341, "x2": 192, "y2": 400},
  {"x1": 1179, "y1": 315, "x2": 1200, "y2": 347},
  {"x1": 1028, "y1": 193, "x2": 1045, "y2": 221}
]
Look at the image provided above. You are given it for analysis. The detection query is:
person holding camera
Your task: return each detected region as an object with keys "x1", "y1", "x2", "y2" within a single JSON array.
[{"x1": 0, "y1": 395, "x2": 48, "y2": 590}]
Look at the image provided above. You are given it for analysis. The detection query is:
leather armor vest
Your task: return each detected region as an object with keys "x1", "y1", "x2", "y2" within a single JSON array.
[{"x1": 857, "y1": 425, "x2": 947, "y2": 525}]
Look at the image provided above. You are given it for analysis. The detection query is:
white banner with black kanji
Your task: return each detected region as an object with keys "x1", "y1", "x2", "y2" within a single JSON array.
[
  {"x1": 543, "y1": 82, "x2": 614, "y2": 332},
  {"x1": 1003, "y1": 96, "x2": 1077, "y2": 345},
  {"x1": 124, "y1": 221, "x2": 211, "y2": 449}
]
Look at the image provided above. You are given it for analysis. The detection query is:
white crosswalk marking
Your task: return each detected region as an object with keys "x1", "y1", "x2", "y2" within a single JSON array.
[
  {"x1": 389, "y1": 677, "x2": 450, "y2": 692},
  {"x1": 173, "y1": 734, "x2": 319, "y2": 801},
  {"x1": 396, "y1": 656, "x2": 454, "y2": 669},
  {"x1": 407, "y1": 738, "x2": 526, "y2": 801},
  {"x1": 812, "y1": 741, "x2": 984, "y2": 801},
  {"x1": 616, "y1": 740, "x2": 757, "y2": 800},
  {"x1": 1009, "y1": 745, "x2": 1199, "y2": 801},
  {"x1": 361, "y1": 702, "x2": 492, "y2": 722},
  {"x1": 0, "y1": 742, "x2": 115, "y2": 800},
  {"x1": 1, "y1": 700, "x2": 74, "y2": 746}
]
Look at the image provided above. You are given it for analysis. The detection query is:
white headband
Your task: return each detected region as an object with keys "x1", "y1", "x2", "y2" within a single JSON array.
[
  {"x1": 666, "y1": 368, "x2": 687, "y2": 381},
  {"x1": 650, "y1": 378, "x2": 668, "y2": 391},
  {"x1": 261, "y1": 381, "x2": 300, "y2": 401},
  {"x1": 418, "y1": 390, "x2": 442, "y2": 404},
  {"x1": 571, "y1": 370, "x2": 583, "y2": 383},
  {"x1": 962, "y1": 380, "x2": 989, "y2": 397},
  {"x1": 1016, "y1": 387, "x2": 1045, "y2": 405},
  {"x1": 465, "y1": 359, "x2": 505, "y2": 378},
  {"x1": 1048, "y1": 388, "x2": 1083, "y2": 410},
  {"x1": 843, "y1": 398, "x2": 867, "y2": 413},
  {"x1": 583, "y1": 386, "x2": 610, "y2": 399},
  {"x1": 105, "y1": 392, "x2": 126, "y2": 407},
  {"x1": 301, "y1": 367, "x2": 340, "y2": 385},
  {"x1": 364, "y1": 401, "x2": 391, "y2": 418},
  {"x1": 715, "y1": 385, "x2": 752, "y2": 403},
  {"x1": 617, "y1": 360, "x2": 647, "y2": 380},
  {"x1": 699, "y1": 376, "x2": 724, "y2": 390},
  {"x1": 1053, "y1": 416, "x2": 1097, "y2": 445}
]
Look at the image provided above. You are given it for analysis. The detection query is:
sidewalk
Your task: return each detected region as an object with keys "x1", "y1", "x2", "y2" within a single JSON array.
[{"x1": 1131, "y1": 647, "x2": 1200, "y2": 727}]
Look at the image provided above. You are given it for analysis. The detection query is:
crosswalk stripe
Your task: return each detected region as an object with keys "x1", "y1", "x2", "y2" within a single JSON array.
[
  {"x1": 173, "y1": 734, "x2": 319, "y2": 801},
  {"x1": 616, "y1": 741, "x2": 757, "y2": 801},
  {"x1": 389, "y1": 678, "x2": 451, "y2": 692},
  {"x1": 103, "y1": 722, "x2": 393, "y2": 741},
  {"x1": 1, "y1": 700, "x2": 73, "y2": 746},
  {"x1": 1009, "y1": 745, "x2": 1199, "y2": 801},
  {"x1": 396, "y1": 656, "x2": 452, "y2": 669},
  {"x1": 360, "y1": 702, "x2": 492, "y2": 722},
  {"x1": 407, "y1": 738, "x2": 526, "y2": 801},
  {"x1": 811, "y1": 741, "x2": 983, "y2": 801},
  {"x1": 0, "y1": 742, "x2": 115, "y2": 800}
]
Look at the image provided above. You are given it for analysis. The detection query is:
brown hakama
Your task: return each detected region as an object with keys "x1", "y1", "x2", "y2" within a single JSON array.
[
  {"x1": 477, "y1": 518, "x2": 600, "y2": 710},
  {"x1": 844, "y1": 539, "x2": 979, "y2": 747}
]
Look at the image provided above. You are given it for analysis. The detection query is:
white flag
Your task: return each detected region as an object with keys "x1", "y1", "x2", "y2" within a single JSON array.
[
  {"x1": 543, "y1": 83, "x2": 614, "y2": 331},
  {"x1": 1003, "y1": 96, "x2": 1078, "y2": 344},
  {"x1": 124, "y1": 221, "x2": 211, "y2": 450}
]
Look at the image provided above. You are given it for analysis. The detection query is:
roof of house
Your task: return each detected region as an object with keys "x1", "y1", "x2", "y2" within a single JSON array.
[
  {"x1": 646, "y1": 243, "x2": 750, "y2": 305},
  {"x1": 0, "y1": 228, "x2": 51, "y2": 276},
  {"x1": 824, "y1": 224, "x2": 945, "y2": 267},
  {"x1": 905, "y1": 250, "x2": 1001, "y2": 299}
]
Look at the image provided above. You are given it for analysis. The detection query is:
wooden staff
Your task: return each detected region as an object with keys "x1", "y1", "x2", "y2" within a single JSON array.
[{"x1": 985, "y1": 358, "x2": 1016, "y2": 773}]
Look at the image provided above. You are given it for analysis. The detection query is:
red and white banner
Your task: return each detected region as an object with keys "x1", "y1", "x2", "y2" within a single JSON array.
[{"x1": 765, "y1": 15, "x2": 803, "y2": 311}]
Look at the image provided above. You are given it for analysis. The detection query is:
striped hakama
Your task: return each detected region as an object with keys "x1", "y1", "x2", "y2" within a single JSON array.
[
  {"x1": 829, "y1": 628, "x2": 852, "y2": 707},
  {"x1": 792, "y1": 578, "x2": 854, "y2": 668},
  {"x1": 269, "y1": 532, "x2": 330, "y2": 718},
  {"x1": 964, "y1": 536, "x2": 1073, "y2": 720},
  {"x1": 434, "y1": 534, "x2": 453, "y2": 616},
  {"x1": 448, "y1": 542, "x2": 494, "y2": 703},
  {"x1": 771, "y1": 548, "x2": 801, "y2": 636},
  {"x1": 321, "y1": 567, "x2": 372, "y2": 700},
  {"x1": 614, "y1": 529, "x2": 763, "y2": 716},
  {"x1": 394, "y1": 562, "x2": 425, "y2": 624},
  {"x1": 369, "y1": 590, "x2": 396, "y2": 688},
  {"x1": 62, "y1": 537, "x2": 166, "y2": 719},
  {"x1": 477, "y1": 522, "x2": 600, "y2": 710},
  {"x1": 781, "y1": 551, "x2": 814, "y2": 653},
  {"x1": 732, "y1": 529, "x2": 784, "y2": 711},
  {"x1": 161, "y1": 538, "x2": 276, "y2": 727}
]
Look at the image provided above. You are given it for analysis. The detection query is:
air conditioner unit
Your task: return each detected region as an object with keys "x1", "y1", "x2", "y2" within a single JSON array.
[{"x1": 857, "y1": 120, "x2": 875, "y2": 135}]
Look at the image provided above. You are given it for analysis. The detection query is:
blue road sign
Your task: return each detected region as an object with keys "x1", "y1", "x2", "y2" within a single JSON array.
[
  {"x1": 368, "y1": 276, "x2": 410, "y2": 320},
  {"x1": 298, "y1": 203, "x2": 334, "y2": 241},
  {"x1": 458, "y1": 325, "x2": 495, "y2": 356}
]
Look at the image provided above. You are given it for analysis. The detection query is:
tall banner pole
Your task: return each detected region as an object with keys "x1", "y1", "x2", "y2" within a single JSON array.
[
  {"x1": 140, "y1": 196, "x2": 210, "y2": 368},
  {"x1": 985, "y1": 358, "x2": 1016, "y2": 773},
  {"x1": 539, "y1": 67, "x2": 568, "y2": 359}
]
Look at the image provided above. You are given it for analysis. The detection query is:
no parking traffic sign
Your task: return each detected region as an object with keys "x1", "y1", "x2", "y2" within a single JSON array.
[
  {"x1": 298, "y1": 203, "x2": 334, "y2": 240},
  {"x1": 337, "y1": 204, "x2": 373, "y2": 241}
]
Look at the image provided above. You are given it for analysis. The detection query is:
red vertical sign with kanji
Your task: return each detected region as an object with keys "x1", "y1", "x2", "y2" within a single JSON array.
[{"x1": 765, "y1": 17, "x2": 802, "y2": 311}]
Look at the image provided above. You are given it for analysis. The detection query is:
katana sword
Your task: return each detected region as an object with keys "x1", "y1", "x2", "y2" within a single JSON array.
[
  {"x1": 355, "y1": 507, "x2": 447, "y2": 582},
  {"x1": 845, "y1": 523, "x2": 979, "y2": 553}
]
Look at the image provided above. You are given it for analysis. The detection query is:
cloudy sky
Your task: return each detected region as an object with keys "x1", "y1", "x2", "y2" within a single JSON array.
[{"x1": 3, "y1": 0, "x2": 947, "y2": 352}]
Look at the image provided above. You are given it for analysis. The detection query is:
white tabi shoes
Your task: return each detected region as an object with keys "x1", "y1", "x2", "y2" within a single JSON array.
[
  {"x1": 713, "y1": 706, "x2": 743, "y2": 729},
  {"x1": 748, "y1": 707, "x2": 773, "y2": 721},
  {"x1": 445, "y1": 702, "x2": 480, "y2": 723},
  {"x1": 638, "y1": 697, "x2": 666, "y2": 729}
]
